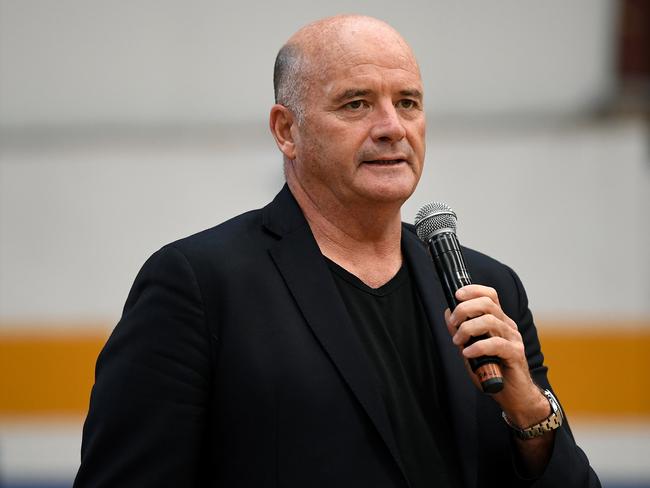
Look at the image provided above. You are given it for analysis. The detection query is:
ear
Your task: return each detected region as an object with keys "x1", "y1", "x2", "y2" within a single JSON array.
[{"x1": 269, "y1": 104, "x2": 297, "y2": 160}]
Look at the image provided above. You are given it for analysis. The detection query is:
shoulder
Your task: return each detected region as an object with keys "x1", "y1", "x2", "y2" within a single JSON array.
[
  {"x1": 460, "y1": 247, "x2": 516, "y2": 285},
  {"x1": 134, "y1": 207, "x2": 276, "y2": 294},
  {"x1": 402, "y1": 222, "x2": 524, "y2": 304},
  {"x1": 169, "y1": 207, "x2": 268, "y2": 257},
  {"x1": 403, "y1": 222, "x2": 516, "y2": 278}
]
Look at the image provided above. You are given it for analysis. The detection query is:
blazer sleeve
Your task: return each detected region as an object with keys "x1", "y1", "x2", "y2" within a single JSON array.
[
  {"x1": 505, "y1": 265, "x2": 602, "y2": 488},
  {"x1": 74, "y1": 245, "x2": 214, "y2": 488}
]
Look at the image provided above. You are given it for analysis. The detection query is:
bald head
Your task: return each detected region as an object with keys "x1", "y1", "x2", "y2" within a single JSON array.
[{"x1": 273, "y1": 15, "x2": 419, "y2": 123}]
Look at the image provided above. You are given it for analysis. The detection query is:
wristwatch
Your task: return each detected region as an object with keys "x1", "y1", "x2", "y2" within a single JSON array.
[{"x1": 502, "y1": 389, "x2": 564, "y2": 440}]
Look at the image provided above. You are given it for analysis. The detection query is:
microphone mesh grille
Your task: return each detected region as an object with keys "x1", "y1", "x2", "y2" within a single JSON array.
[{"x1": 414, "y1": 202, "x2": 457, "y2": 242}]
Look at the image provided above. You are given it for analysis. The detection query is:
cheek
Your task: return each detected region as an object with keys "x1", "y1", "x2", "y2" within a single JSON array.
[
  {"x1": 311, "y1": 127, "x2": 361, "y2": 161},
  {"x1": 410, "y1": 122, "x2": 426, "y2": 155},
  {"x1": 294, "y1": 126, "x2": 324, "y2": 162},
  {"x1": 413, "y1": 117, "x2": 426, "y2": 140}
]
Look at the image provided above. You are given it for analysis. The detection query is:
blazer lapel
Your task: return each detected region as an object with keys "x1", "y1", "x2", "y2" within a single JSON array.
[
  {"x1": 402, "y1": 228, "x2": 478, "y2": 488},
  {"x1": 263, "y1": 186, "x2": 409, "y2": 484}
]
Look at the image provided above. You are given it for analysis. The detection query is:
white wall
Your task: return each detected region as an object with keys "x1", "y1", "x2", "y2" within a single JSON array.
[
  {"x1": 1, "y1": 119, "x2": 648, "y2": 325},
  {"x1": 1, "y1": 0, "x2": 637, "y2": 327},
  {"x1": 0, "y1": 0, "x2": 615, "y2": 127}
]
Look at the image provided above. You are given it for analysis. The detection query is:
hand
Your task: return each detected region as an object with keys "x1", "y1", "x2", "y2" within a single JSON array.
[{"x1": 444, "y1": 284, "x2": 549, "y2": 427}]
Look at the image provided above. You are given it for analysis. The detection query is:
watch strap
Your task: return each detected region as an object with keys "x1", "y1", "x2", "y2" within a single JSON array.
[{"x1": 502, "y1": 389, "x2": 564, "y2": 440}]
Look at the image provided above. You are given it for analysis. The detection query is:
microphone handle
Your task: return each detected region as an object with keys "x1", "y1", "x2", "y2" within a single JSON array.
[{"x1": 428, "y1": 232, "x2": 504, "y2": 394}]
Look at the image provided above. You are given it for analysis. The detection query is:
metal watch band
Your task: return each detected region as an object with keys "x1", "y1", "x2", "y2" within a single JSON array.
[{"x1": 502, "y1": 389, "x2": 564, "y2": 440}]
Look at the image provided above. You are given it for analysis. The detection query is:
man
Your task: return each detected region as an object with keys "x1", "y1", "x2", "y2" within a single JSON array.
[{"x1": 74, "y1": 15, "x2": 600, "y2": 487}]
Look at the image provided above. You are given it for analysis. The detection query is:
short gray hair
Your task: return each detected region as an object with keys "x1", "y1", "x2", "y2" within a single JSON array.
[{"x1": 273, "y1": 43, "x2": 306, "y2": 123}]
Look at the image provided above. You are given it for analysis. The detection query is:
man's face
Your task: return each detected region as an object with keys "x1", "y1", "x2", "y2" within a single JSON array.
[{"x1": 290, "y1": 30, "x2": 426, "y2": 208}]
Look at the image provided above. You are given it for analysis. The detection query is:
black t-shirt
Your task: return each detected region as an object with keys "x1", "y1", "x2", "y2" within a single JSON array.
[{"x1": 326, "y1": 257, "x2": 461, "y2": 488}]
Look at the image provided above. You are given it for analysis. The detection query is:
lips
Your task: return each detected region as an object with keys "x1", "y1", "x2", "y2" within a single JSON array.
[{"x1": 363, "y1": 159, "x2": 407, "y2": 165}]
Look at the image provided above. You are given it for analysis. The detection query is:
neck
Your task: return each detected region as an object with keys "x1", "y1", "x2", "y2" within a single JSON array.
[{"x1": 286, "y1": 165, "x2": 404, "y2": 288}]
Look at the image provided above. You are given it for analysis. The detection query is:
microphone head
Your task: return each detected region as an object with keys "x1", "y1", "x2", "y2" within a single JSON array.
[{"x1": 414, "y1": 202, "x2": 457, "y2": 242}]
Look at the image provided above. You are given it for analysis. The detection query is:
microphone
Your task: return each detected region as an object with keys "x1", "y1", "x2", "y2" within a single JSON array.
[{"x1": 414, "y1": 202, "x2": 504, "y2": 394}]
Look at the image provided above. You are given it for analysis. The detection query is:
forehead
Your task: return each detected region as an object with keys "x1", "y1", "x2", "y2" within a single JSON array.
[
  {"x1": 306, "y1": 25, "x2": 421, "y2": 95},
  {"x1": 311, "y1": 42, "x2": 422, "y2": 93},
  {"x1": 318, "y1": 55, "x2": 422, "y2": 100}
]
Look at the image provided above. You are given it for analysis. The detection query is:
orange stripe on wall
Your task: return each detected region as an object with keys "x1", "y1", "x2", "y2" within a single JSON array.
[
  {"x1": 538, "y1": 322, "x2": 650, "y2": 418},
  {"x1": 1, "y1": 321, "x2": 649, "y2": 417},
  {"x1": 0, "y1": 327, "x2": 108, "y2": 415}
]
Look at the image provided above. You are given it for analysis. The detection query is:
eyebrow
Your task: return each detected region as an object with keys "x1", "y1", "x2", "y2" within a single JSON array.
[
  {"x1": 333, "y1": 88, "x2": 423, "y2": 104},
  {"x1": 400, "y1": 89, "x2": 423, "y2": 100},
  {"x1": 333, "y1": 89, "x2": 371, "y2": 104}
]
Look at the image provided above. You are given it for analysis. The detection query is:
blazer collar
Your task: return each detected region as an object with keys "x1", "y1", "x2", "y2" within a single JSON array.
[
  {"x1": 263, "y1": 185, "x2": 477, "y2": 488},
  {"x1": 261, "y1": 184, "x2": 308, "y2": 238},
  {"x1": 264, "y1": 185, "x2": 410, "y2": 483},
  {"x1": 402, "y1": 229, "x2": 478, "y2": 488}
]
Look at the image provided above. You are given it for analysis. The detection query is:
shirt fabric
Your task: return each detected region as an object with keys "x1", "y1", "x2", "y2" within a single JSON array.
[{"x1": 326, "y1": 257, "x2": 462, "y2": 488}]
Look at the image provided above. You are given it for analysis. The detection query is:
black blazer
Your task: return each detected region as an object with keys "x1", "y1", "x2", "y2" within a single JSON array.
[{"x1": 75, "y1": 185, "x2": 600, "y2": 487}]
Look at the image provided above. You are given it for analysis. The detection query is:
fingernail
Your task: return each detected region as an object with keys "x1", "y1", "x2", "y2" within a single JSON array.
[{"x1": 456, "y1": 288, "x2": 466, "y2": 298}]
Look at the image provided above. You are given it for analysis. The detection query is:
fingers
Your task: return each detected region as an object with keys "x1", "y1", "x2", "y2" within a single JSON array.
[
  {"x1": 461, "y1": 333, "x2": 525, "y2": 361},
  {"x1": 444, "y1": 285, "x2": 519, "y2": 350},
  {"x1": 451, "y1": 313, "x2": 520, "y2": 347},
  {"x1": 444, "y1": 286, "x2": 537, "y2": 403},
  {"x1": 448, "y1": 295, "x2": 503, "y2": 329},
  {"x1": 448, "y1": 286, "x2": 518, "y2": 332},
  {"x1": 455, "y1": 284, "x2": 500, "y2": 306}
]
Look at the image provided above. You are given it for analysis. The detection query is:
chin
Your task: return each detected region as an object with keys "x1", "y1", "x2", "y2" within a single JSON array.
[
  {"x1": 360, "y1": 174, "x2": 419, "y2": 202},
  {"x1": 357, "y1": 183, "x2": 416, "y2": 205}
]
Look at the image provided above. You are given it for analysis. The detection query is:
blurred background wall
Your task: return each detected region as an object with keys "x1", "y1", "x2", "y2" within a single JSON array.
[{"x1": 0, "y1": 0, "x2": 648, "y2": 487}]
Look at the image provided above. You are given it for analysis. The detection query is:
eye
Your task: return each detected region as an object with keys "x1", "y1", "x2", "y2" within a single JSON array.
[
  {"x1": 397, "y1": 99, "x2": 418, "y2": 110},
  {"x1": 344, "y1": 99, "x2": 367, "y2": 110}
]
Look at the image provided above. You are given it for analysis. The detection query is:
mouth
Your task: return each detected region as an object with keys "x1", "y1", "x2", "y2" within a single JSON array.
[{"x1": 363, "y1": 159, "x2": 407, "y2": 166}]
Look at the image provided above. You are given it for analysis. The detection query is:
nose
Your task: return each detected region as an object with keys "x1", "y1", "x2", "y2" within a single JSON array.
[{"x1": 370, "y1": 102, "x2": 406, "y2": 143}]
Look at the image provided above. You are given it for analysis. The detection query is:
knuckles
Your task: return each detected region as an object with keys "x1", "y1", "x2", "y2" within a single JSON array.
[
  {"x1": 462, "y1": 285, "x2": 499, "y2": 302},
  {"x1": 484, "y1": 286, "x2": 499, "y2": 302},
  {"x1": 451, "y1": 295, "x2": 501, "y2": 324},
  {"x1": 453, "y1": 313, "x2": 524, "y2": 350},
  {"x1": 513, "y1": 337, "x2": 525, "y2": 356}
]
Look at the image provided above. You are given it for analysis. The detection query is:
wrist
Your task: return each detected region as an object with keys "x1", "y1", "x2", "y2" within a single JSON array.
[
  {"x1": 502, "y1": 386, "x2": 550, "y2": 427},
  {"x1": 503, "y1": 389, "x2": 564, "y2": 440}
]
